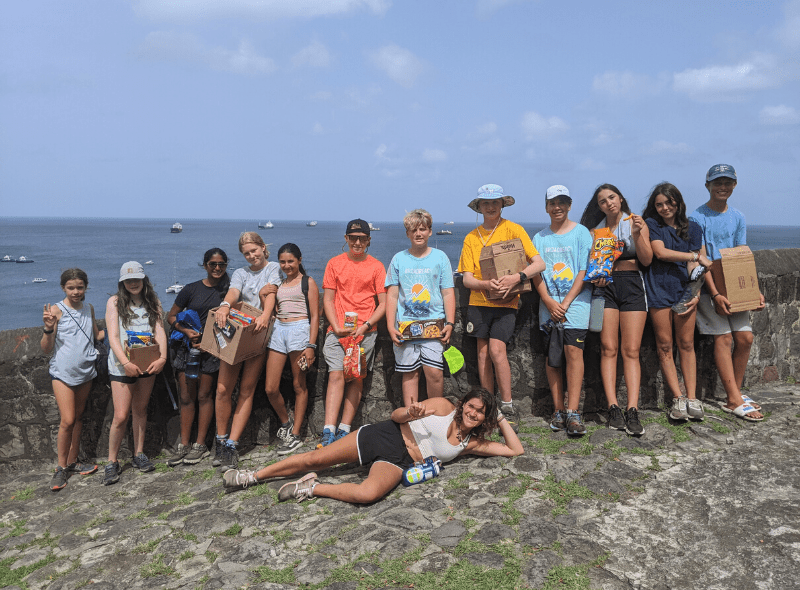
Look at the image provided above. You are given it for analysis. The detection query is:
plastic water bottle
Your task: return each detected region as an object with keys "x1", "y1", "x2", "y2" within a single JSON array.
[
  {"x1": 589, "y1": 288, "x2": 605, "y2": 333},
  {"x1": 672, "y1": 266, "x2": 708, "y2": 315},
  {"x1": 186, "y1": 348, "x2": 201, "y2": 380},
  {"x1": 401, "y1": 456, "x2": 442, "y2": 487}
]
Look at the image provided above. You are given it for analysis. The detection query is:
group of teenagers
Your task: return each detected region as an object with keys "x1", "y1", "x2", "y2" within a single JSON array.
[{"x1": 42, "y1": 162, "x2": 765, "y2": 505}]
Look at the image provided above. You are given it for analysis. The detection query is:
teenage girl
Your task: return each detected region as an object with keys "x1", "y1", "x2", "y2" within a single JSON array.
[
  {"x1": 642, "y1": 183, "x2": 712, "y2": 421},
  {"x1": 213, "y1": 232, "x2": 279, "y2": 470},
  {"x1": 42, "y1": 269, "x2": 104, "y2": 491},
  {"x1": 104, "y1": 261, "x2": 168, "y2": 485},
  {"x1": 165, "y1": 248, "x2": 230, "y2": 467},
  {"x1": 258, "y1": 243, "x2": 319, "y2": 456},
  {"x1": 580, "y1": 184, "x2": 653, "y2": 436}
]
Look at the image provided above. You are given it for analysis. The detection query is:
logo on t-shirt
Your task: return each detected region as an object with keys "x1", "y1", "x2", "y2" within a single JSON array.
[
  {"x1": 405, "y1": 283, "x2": 431, "y2": 317},
  {"x1": 550, "y1": 262, "x2": 575, "y2": 291}
]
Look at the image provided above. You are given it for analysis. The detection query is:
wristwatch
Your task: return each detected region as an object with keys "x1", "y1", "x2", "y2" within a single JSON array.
[
  {"x1": 518, "y1": 272, "x2": 528, "y2": 283},
  {"x1": 444, "y1": 321, "x2": 454, "y2": 327},
  {"x1": 364, "y1": 321, "x2": 372, "y2": 329}
]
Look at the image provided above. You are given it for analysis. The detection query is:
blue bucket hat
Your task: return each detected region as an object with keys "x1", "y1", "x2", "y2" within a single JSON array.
[
  {"x1": 468, "y1": 184, "x2": 515, "y2": 212},
  {"x1": 706, "y1": 164, "x2": 737, "y2": 182}
]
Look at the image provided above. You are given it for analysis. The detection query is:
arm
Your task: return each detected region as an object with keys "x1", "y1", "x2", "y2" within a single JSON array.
[
  {"x1": 630, "y1": 215, "x2": 653, "y2": 266},
  {"x1": 465, "y1": 414, "x2": 524, "y2": 457},
  {"x1": 650, "y1": 240, "x2": 713, "y2": 268},
  {"x1": 106, "y1": 297, "x2": 141, "y2": 377},
  {"x1": 215, "y1": 287, "x2": 241, "y2": 328},
  {"x1": 385, "y1": 285, "x2": 402, "y2": 344},
  {"x1": 146, "y1": 309, "x2": 169, "y2": 375},
  {"x1": 532, "y1": 273, "x2": 567, "y2": 322},
  {"x1": 323, "y1": 288, "x2": 348, "y2": 337},
  {"x1": 90, "y1": 305, "x2": 104, "y2": 342},
  {"x1": 254, "y1": 291, "x2": 276, "y2": 332},
  {"x1": 391, "y1": 397, "x2": 454, "y2": 424},
  {"x1": 440, "y1": 287, "x2": 455, "y2": 343},
  {"x1": 495, "y1": 254, "x2": 546, "y2": 296},
  {"x1": 304, "y1": 278, "x2": 320, "y2": 366},
  {"x1": 40, "y1": 303, "x2": 60, "y2": 354},
  {"x1": 355, "y1": 292, "x2": 387, "y2": 338},
  {"x1": 699, "y1": 245, "x2": 731, "y2": 317}
]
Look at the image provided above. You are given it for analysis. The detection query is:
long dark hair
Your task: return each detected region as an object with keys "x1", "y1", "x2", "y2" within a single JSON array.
[
  {"x1": 203, "y1": 247, "x2": 231, "y2": 292},
  {"x1": 580, "y1": 183, "x2": 632, "y2": 229},
  {"x1": 642, "y1": 182, "x2": 690, "y2": 241},
  {"x1": 116, "y1": 275, "x2": 162, "y2": 331},
  {"x1": 60, "y1": 268, "x2": 89, "y2": 301},
  {"x1": 278, "y1": 243, "x2": 307, "y2": 276},
  {"x1": 454, "y1": 388, "x2": 498, "y2": 440}
]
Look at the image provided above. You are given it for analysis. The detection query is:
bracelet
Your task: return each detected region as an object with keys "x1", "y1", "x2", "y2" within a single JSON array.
[
  {"x1": 444, "y1": 321, "x2": 454, "y2": 327},
  {"x1": 306, "y1": 343, "x2": 317, "y2": 350},
  {"x1": 692, "y1": 252, "x2": 699, "y2": 262},
  {"x1": 220, "y1": 301, "x2": 231, "y2": 308},
  {"x1": 159, "y1": 356, "x2": 167, "y2": 360},
  {"x1": 364, "y1": 320, "x2": 372, "y2": 329},
  {"x1": 712, "y1": 293, "x2": 721, "y2": 300},
  {"x1": 43, "y1": 328, "x2": 54, "y2": 334}
]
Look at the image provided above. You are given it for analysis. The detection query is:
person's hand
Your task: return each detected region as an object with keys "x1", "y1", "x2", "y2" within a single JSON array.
[
  {"x1": 756, "y1": 292, "x2": 766, "y2": 311},
  {"x1": 698, "y1": 254, "x2": 713, "y2": 269},
  {"x1": 353, "y1": 323, "x2": 369, "y2": 338},
  {"x1": 629, "y1": 214, "x2": 646, "y2": 236},
  {"x1": 677, "y1": 295, "x2": 700, "y2": 316},
  {"x1": 123, "y1": 361, "x2": 142, "y2": 378},
  {"x1": 331, "y1": 324, "x2": 351, "y2": 338},
  {"x1": 592, "y1": 277, "x2": 609, "y2": 288},
  {"x1": 544, "y1": 298, "x2": 567, "y2": 322},
  {"x1": 185, "y1": 329, "x2": 201, "y2": 344},
  {"x1": 253, "y1": 313, "x2": 271, "y2": 332},
  {"x1": 406, "y1": 402, "x2": 434, "y2": 420},
  {"x1": 388, "y1": 325, "x2": 404, "y2": 345},
  {"x1": 713, "y1": 294, "x2": 732, "y2": 316},
  {"x1": 146, "y1": 357, "x2": 167, "y2": 375},
  {"x1": 440, "y1": 324, "x2": 453, "y2": 344},
  {"x1": 303, "y1": 347, "x2": 315, "y2": 368},
  {"x1": 496, "y1": 273, "x2": 520, "y2": 296},
  {"x1": 43, "y1": 304, "x2": 57, "y2": 332},
  {"x1": 487, "y1": 278, "x2": 508, "y2": 299},
  {"x1": 215, "y1": 306, "x2": 230, "y2": 328}
]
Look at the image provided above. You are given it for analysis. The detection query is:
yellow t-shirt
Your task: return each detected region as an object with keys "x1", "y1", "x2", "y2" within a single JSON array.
[{"x1": 457, "y1": 219, "x2": 538, "y2": 309}]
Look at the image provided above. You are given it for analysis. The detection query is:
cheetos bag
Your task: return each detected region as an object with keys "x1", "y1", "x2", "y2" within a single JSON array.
[
  {"x1": 584, "y1": 227, "x2": 624, "y2": 283},
  {"x1": 339, "y1": 334, "x2": 366, "y2": 382}
]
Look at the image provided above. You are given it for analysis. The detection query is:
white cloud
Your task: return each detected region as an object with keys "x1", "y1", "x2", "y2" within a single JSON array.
[
  {"x1": 312, "y1": 122, "x2": 325, "y2": 134},
  {"x1": 520, "y1": 111, "x2": 568, "y2": 140},
  {"x1": 139, "y1": 32, "x2": 276, "y2": 75},
  {"x1": 135, "y1": 0, "x2": 391, "y2": 21},
  {"x1": 368, "y1": 44, "x2": 424, "y2": 88},
  {"x1": 592, "y1": 70, "x2": 664, "y2": 99},
  {"x1": 759, "y1": 104, "x2": 800, "y2": 125},
  {"x1": 646, "y1": 140, "x2": 692, "y2": 155},
  {"x1": 292, "y1": 41, "x2": 331, "y2": 68},
  {"x1": 672, "y1": 54, "x2": 783, "y2": 101},
  {"x1": 422, "y1": 148, "x2": 447, "y2": 162}
]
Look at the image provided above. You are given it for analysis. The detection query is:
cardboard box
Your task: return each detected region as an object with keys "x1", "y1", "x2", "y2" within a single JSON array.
[
  {"x1": 126, "y1": 344, "x2": 161, "y2": 373},
  {"x1": 199, "y1": 302, "x2": 271, "y2": 365},
  {"x1": 398, "y1": 318, "x2": 445, "y2": 340},
  {"x1": 479, "y1": 238, "x2": 532, "y2": 300},
  {"x1": 710, "y1": 246, "x2": 761, "y2": 313}
]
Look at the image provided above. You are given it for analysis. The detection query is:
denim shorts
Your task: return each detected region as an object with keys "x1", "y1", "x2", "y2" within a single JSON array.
[{"x1": 268, "y1": 319, "x2": 311, "y2": 354}]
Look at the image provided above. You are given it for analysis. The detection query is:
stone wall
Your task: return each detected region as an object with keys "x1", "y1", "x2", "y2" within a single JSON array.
[{"x1": 1, "y1": 248, "x2": 797, "y2": 472}]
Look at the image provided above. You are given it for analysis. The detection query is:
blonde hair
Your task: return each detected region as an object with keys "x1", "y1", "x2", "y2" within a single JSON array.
[
  {"x1": 238, "y1": 231, "x2": 269, "y2": 258},
  {"x1": 403, "y1": 209, "x2": 433, "y2": 232}
]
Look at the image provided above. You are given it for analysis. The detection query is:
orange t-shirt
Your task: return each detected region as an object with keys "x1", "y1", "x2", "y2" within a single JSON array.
[{"x1": 322, "y1": 253, "x2": 386, "y2": 332}]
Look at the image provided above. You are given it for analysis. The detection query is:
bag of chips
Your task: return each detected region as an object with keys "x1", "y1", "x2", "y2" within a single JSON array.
[
  {"x1": 339, "y1": 334, "x2": 366, "y2": 382},
  {"x1": 584, "y1": 227, "x2": 624, "y2": 283}
]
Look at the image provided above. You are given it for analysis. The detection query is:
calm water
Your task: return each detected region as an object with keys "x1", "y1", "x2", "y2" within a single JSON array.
[{"x1": 1, "y1": 217, "x2": 798, "y2": 331}]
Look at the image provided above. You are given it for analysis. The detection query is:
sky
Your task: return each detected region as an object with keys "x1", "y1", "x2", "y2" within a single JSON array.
[{"x1": 1, "y1": 0, "x2": 799, "y2": 226}]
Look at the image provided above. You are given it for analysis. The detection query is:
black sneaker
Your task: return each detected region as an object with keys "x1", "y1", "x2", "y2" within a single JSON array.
[
  {"x1": 212, "y1": 440, "x2": 227, "y2": 467},
  {"x1": 51, "y1": 466, "x2": 68, "y2": 491},
  {"x1": 276, "y1": 418, "x2": 294, "y2": 443},
  {"x1": 624, "y1": 407, "x2": 645, "y2": 436},
  {"x1": 565, "y1": 411, "x2": 587, "y2": 437},
  {"x1": 67, "y1": 461, "x2": 98, "y2": 475},
  {"x1": 183, "y1": 443, "x2": 209, "y2": 465},
  {"x1": 132, "y1": 453, "x2": 156, "y2": 473},
  {"x1": 500, "y1": 404, "x2": 520, "y2": 434},
  {"x1": 277, "y1": 434, "x2": 304, "y2": 456},
  {"x1": 221, "y1": 446, "x2": 238, "y2": 471},
  {"x1": 103, "y1": 461, "x2": 120, "y2": 486},
  {"x1": 607, "y1": 404, "x2": 626, "y2": 430},
  {"x1": 166, "y1": 443, "x2": 189, "y2": 467},
  {"x1": 549, "y1": 410, "x2": 566, "y2": 432}
]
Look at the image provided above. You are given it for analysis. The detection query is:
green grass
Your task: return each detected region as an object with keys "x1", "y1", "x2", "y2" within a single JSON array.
[
  {"x1": 534, "y1": 474, "x2": 594, "y2": 516},
  {"x1": 500, "y1": 474, "x2": 533, "y2": 525},
  {"x1": 179, "y1": 550, "x2": 195, "y2": 561},
  {"x1": 252, "y1": 562, "x2": 299, "y2": 584},
  {"x1": 201, "y1": 468, "x2": 217, "y2": 480},
  {"x1": 140, "y1": 554, "x2": 176, "y2": 578},
  {"x1": 153, "y1": 461, "x2": 171, "y2": 473},
  {"x1": 75, "y1": 511, "x2": 113, "y2": 536},
  {"x1": 642, "y1": 414, "x2": 693, "y2": 443},
  {"x1": 445, "y1": 471, "x2": 474, "y2": 490},
  {"x1": 2, "y1": 520, "x2": 28, "y2": 539},
  {"x1": 55, "y1": 500, "x2": 76, "y2": 512},
  {"x1": 166, "y1": 492, "x2": 194, "y2": 506},
  {"x1": 223, "y1": 523, "x2": 242, "y2": 536},
  {"x1": 14, "y1": 531, "x2": 59, "y2": 551},
  {"x1": 271, "y1": 529, "x2": 292, "y2": 544},
  {"x1": 174, "y1": 530, "x2": 198, "y2": 542},
  {"x1": 127, "y1": 509, "x2": 150, "y2": 520},
  {"x1": 8, "y1": 486, "x2": 35, "y2": 502},
  {"x1": 133, "y1": 539, "x2": 161, "y2": 554},
  {"x1": 0, "y1": 553, "x2": 58, "y2": 589},
  {"x1": 205, "y1": 550, "x2": 218, "y2": 563}
]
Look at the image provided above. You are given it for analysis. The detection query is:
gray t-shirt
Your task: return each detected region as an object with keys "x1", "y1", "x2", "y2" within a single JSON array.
[{"x1": 229, "y1": 261, "x2": 281, "y2": 309}]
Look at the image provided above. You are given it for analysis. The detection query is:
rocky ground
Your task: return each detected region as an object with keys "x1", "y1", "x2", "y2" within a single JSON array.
[{"x1": 1, "y1": 383, "x2": 799, "y2": 590}]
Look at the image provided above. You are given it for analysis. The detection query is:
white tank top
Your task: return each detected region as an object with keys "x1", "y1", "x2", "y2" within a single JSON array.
[{"x1": 408, "y1": 410, "x2": 470, "y2": 462}]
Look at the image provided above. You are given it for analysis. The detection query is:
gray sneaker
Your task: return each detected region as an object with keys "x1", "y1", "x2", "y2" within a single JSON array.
[
  {"x1": 277, "y1": 434, "x2": 304, "y2": 456},
  {"x1": 686, "y1": 398, "x2": 705, "y2": 421},
  {"x1": 276, "y1": 418, "x2": 294, "y2": 443},
  {"x1": 132, "y1": 453, "x2": 156, "y2": 473},
  {"x1": 223, "y1": 469, "x2": 259, "y2": 489},
  {"x1": 103, "y1": 461, "x2": 120, "y2": 486},
  {"x1": 183, "y1": 443, "x2": 209, "y2": 465},
  {"x1": 278, "y1": 472, "x2": 317, "y2": 503},
  {"x1": 669, "y1": 396, "x2": 689, "y2": 421},
  {"x1": 549, "y1": 410, "x2": 566, "y2": 432},
  {"x1": 565, "y1": 411, "x2": 587, "y2": 437},
  {"x1": 220, "y1": 446, "x2": 238, "y2": 471},
  {"x1": 212, "y1": 440, "x2": 226, "y2": 467},
  {"x1": 166, "y1": 443, "x2": 189, "y2": 467},
  {"x1": 500, "y1": 404, "x2": 520, "y2": 433}
]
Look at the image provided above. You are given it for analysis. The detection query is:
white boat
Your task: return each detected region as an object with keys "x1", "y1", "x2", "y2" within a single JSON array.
[
  {"x1": 436, "y1": 229, "x2": 453, "y2": 235},
  {"x1": 368, "y1": 223, "x2": 380, "y2": 231},
  {"x1": 306, "y1": 221, "x2": 318, "y2": 227},
  {"x1": 32, "y1": 278, "x2": 47, "y2": 283},
  {"x1": 166, "y1": 284, "x2": 184, "y2": 294},
  {"x1": 258, "y1": 221, "x2": 274, "y2": 229},
  {"x1": 171, "y1": 222, "x2": 183, "y2": 233},
  {"x1": 2, "y1": 255, "x2": 14, "y2": 262},
  {"x1": 144, "y1": 260, "x2": 154, "y2": 265},
  {"x1": 16, "y1": 256, "x2": 34, "y2": 263},
  {"x1": 445, "y1": 221, "x2": 455, "y2": 225}
]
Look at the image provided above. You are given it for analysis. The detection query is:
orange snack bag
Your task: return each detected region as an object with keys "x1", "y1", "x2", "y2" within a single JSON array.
[{"x1": 584, "y1": 227, "x2": 624, "y2": 283}]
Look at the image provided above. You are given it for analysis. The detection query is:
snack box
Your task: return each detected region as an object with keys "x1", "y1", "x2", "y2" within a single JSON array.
[
  {"x1": 710, "y1": 246, "x2": 761, "y2": 313},
  {"x1": 126, "y1": 343, "x2": 161, "y2": 373},
  {"x1": 479, "y1": 238, "x2": 532, "y2": 300},
  {"x1": 199, "y1": 302, "x2": 271, "y2": 365},
  {"x1": 398, "y1": 318, "x2": 445, "y2": 340}
]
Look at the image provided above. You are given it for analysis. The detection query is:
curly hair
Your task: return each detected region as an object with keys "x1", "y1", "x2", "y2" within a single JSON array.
[
  {"x1": 116, "y1": 274, "x2": 162, "y2": 332},
  {"x1": 642, "y1": 182, "x2": 690, "y2": 241},
  {"x1": 580, "y1": 183, "x2": 632, "y2": 229},
  {"x1": 453, "y1": 388, "x2": 498, "y2": 440}
]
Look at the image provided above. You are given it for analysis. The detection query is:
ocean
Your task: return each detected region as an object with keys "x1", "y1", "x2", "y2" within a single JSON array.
[{"x1": 1, "y1": 217, "x2": 798, "y2": 331}]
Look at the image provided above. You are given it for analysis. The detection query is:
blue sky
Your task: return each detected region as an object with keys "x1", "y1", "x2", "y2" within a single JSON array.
[{"x1": 2, "y1": 0, "x2": 798, "y2": 225}]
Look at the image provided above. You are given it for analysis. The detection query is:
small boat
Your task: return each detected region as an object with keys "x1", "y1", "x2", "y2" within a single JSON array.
[
  {"x1": 166, "y1": 284, "x2": 184, "y2": 294},
  {"x1": 306, "y1": 221, "x2": 318, "y2": 227},
  {"x1": 369, "y1": 223, "x2": 380, "y2": 231},
  {"x1": 171, "y1": 222, "x2": 183, "y2": 233},
  {"x1": 2, "y1": 255, "x2": 14, "y2": 262},
  {"x1": 32, "y1": 278, "x2": 47, "y2": 283},
  {"x1": 258, "y1": 221, "x2": 274, "y2": 229},
  {"x1": 436, "y1": 229, "x2": 453, "y2": 236},
  {"x1": 444, "y1": 221, "x2": 455, "y2": 225},
  {"x1": 16, "y1": 256, "x2": 34, "y2": 263},
  {"x1": 144, "y1": 260, "x2": 154, "y2": 265}
]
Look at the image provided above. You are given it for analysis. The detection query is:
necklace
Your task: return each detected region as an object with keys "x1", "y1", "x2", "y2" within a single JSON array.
[
  {"x1": 455, "y1": 424, "x2": 467, "y2": 446},
  {"x1": 477, "y1": 218, "x2": 502, "y2": 247}
]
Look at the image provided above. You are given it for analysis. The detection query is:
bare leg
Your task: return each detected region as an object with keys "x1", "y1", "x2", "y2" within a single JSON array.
[
  {"x1": 314, "y1": 461, "x2": 403, "y2": 504},
  {"x1": 599, "y1": 308, "x2": 620, "y2": 407},
  {"x1": 323, "y1": 370, "x2": 345, "y2": 426},
  {"x1": 475, "y1": 338, "x2": 494, "y2": 394},
  {"x1": 731, "y1": 331, "x2": 754, "y2": 390},
  {"x1": 488, "y1": 338, "x2": 512, "y2": 403},
  {"x1": 215, "y1": 360, "x2": 242, "y2": 437},
  {"x1": 650, "y1": 308, "x2": 681, "y2": 399},
  {"x1": 717, "y1": 332, "x2": 762, "y2": 418},
  {"x1": 130, "y1": 376, "x2": 156, "y2": 455},
  {"x1": 564, "y1": 345, "x2": 584, "y2": 412},
  {"x1": 108, "y1": 381, "x2": 133, "y2": 462},
  {"x1": 673, "y1": 310, "x2": 697, "y2": 399},
  {"x1": 195, "y1": 372, "x2": 216, "y2": 444},
  {"x1": 421, "y1": 364, "x2": 444, "y2": 399},
  {"x1": 340, "y1": 379, "x2": 364, "y2": 427},
  {"x1": 254, "y1": 430, "x2": 361, "y2": 481},
  {"x1": 401, "y1": 370, "x2": 420, "y2": 406},
  {"x1": 229, "y1": 353, "x2": 266, "y2": 442},
  {"x1": 545, "y1": 364, "x2": 565, "y2": 411},
  {"x1": 265, "y1": 349, "x2": 290, "y2": 424},
  {"x1": 287, "y1": 350, "x2": 309, "y2": 436},
  {"x1": 177, "y1": 371, "x2": 198, "y2": 446},
  {"x1": 52, "y1": 380, "x2": 92, "y2": 467},
  {"x1": 619, "y1": 310, "x2": 647, "y2": 409}
]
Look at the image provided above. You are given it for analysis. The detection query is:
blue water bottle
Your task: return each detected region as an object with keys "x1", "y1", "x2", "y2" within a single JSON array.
[
  {"x1": 402, "y1": 456, "x2": 442, "y2": 487},
  {"x1": 185, "y1": 348, "x2": 201, "y2": 380}
]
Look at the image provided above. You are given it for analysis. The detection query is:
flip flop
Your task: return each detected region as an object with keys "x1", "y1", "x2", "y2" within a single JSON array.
[
  {"x1": 727, "y1": 403, "x2": 763, "y2": 422},
  {"x1": 721, "y1": 395, "x2": 761, "y2": 413}
]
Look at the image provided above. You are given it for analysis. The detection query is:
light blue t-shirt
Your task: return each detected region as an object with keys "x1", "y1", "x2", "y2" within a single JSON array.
[
  {"x1": 385, "y1": 248, "x2": 454, "y2": 323},
  {"x1": 533, "y1": 224, "x2": 592, "y2": 330},
  {"x1": 689, "y1": 204, "x2": 746, "y2": 261}
]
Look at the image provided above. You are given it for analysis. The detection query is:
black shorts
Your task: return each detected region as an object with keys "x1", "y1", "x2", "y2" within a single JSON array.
[
  {"x1": 171, "y1": 344, "x2": 220, "y2": 375},
  {"x1": 465, "y1": 305, "x2": 516, "y2": 343},
  {"x1": 356, "y1": 421, "x2": 413, "y2": 470},
  {"x1": 564, "y1": 329, "x2": 588, "y2": 349},
  {"x1": 600, "y1": 271, "x2": 648, "y2": 312},
  {"x1": 109, "y1": 373, "x2": 152, "y2": 384}
]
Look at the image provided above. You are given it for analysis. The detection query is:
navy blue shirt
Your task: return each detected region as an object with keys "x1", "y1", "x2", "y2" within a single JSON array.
[{"x1": 644, "y1": 219, "x2": 702, "y2": 308}]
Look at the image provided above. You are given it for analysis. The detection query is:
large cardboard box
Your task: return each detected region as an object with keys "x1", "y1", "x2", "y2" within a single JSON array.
[
  {"x1": 127, "y1": 344, "x2": 161, "y2": 373},
  {"x1": 710, "y1": 246, "x2": 761, "y2": 313},
  {"x1": 479, "y1": 238, "x2": 532, "y2": 300},
  {"x1": 199, "y1": 302, "x2": 271, "y2": 365}
]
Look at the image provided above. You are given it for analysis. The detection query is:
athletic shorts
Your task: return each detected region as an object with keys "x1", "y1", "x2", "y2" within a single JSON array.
[
  {"x1": 171, "y1": 345, "x2": 220, "y2": 375},
  {"x1": 600, "y1": 271, "x2": 648, "y2": 312},
  {"x1": 356, "y1": 420, "x2": 413, "y2": 470},
  {"x1": 464, "y1": 305, "x2": 516, "y2": 343},
  {"x1": 564, "y1": 329, "x2": 588, "y2": 349},
  {"x1": 393, "y1": 339, "x2": 444, "y2": 373},
  {"x1": 109, "y1": 374, "x2": 148, "y2": 384},
  {"x1": 695, "y1": 293, "x2": 752, "y2": 335},
  {"x1": 268, "y1": 319, "x2": 310, "y2": 354},
  {"x1": 323, "y1": 330, "x2": 378, "y2": 372}
]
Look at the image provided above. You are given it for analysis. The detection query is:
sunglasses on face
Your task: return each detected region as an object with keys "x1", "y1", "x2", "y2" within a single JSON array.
[
  {"x1": 347, "y1": 235, "x2": 369, "y2": 243},
  {"x1": 207, "y1": 262, "x2": 228, "y2": 268}
]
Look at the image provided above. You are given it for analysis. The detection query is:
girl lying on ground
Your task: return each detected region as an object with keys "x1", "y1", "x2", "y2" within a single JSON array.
[{"x1": 222, "y1": 388, "x2": 523, "y2": 503}]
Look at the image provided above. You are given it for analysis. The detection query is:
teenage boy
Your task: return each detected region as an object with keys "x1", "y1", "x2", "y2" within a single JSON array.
[
  {"x1": 386, "y1": 209, "x2": 456, "y2": 406},
  {"x1": 690, "y1": 164, "x2": 765, "y2": 422},
  {"x1": 458, "y1": 184, "x2": 545, "y2": 429},
  {"x1": 532, "y1": 186, "x2": 592, "y2": 436},
  {"x1": 319, "y1": 219, "x2": 387, "y2": 446}
]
